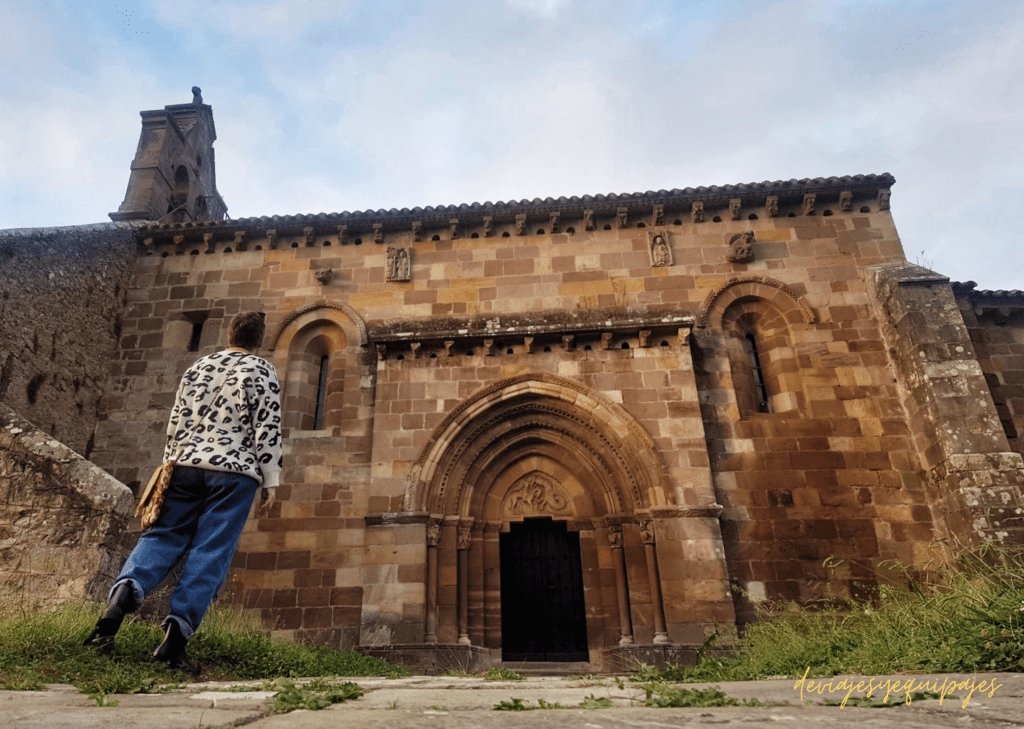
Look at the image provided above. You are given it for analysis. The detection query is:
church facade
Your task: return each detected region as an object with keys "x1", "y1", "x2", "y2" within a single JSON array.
[{"x1": 3, "y1": 94, "x2": 1023, "y2": 671}]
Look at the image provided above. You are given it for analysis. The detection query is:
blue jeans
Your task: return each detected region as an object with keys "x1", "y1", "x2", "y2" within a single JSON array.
[{"x1": 112, "y1": 466, "x2": 259, "y2": 640}]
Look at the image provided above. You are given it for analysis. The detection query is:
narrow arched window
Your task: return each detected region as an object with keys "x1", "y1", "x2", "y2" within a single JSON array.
[
  {"x1": 745, "y1": 333, "x2": 770, "y2": 413},
  {"x1": 313, "y1": 355, "x2": 329, "y2": 430}
]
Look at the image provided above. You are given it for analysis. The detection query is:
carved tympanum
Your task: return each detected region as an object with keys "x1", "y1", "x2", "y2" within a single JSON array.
[
  {"x1": 726, "y1": 231, "x2": 755, "y2": 263},
  {"x1": 502, "y1": 473, "x2": 572, "y2": 517}
]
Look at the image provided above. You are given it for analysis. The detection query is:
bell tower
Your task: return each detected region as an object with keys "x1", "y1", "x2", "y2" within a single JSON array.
[{"x1": 109, "y1": 87, "x2": 228, "y2": 223}]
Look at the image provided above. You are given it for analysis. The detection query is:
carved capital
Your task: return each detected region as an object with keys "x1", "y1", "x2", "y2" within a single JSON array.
[
  {"x1": 457, "y1": 520, "x2": 473, "y2": 550},
  {"x1": 729, "y1": 198, "x2": 742, "y2": 221},
  {"x1": 691, "y1": 201, "x2": 704, "y2": 224},
  {"x1": 766, "y1": 196, "x2": 779, "y2": 217},
  {"x1": 426, "y1": 517, "x2": 442, "y2": 547},
  {"x1": 608, "y1": 523, "x2": 624, "y2": 549},
  {"x1": 639, "y1": 517, "x2": 655, "y2": 545}
]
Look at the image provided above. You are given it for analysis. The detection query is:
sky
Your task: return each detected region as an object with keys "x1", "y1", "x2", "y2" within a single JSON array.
[{"x1": 1, "y1": 0, "x2": 1022, "y2": 289}]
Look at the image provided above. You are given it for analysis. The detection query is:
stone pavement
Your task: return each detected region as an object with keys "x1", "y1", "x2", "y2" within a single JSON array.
[{"x1": 3, "y1": 672, "x2": 1022, "y2": 728}]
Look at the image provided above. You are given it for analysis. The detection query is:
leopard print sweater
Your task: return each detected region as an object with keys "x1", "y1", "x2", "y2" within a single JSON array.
[{"x1": 164, "y1": 350, "x2": 283, "y2": 488}]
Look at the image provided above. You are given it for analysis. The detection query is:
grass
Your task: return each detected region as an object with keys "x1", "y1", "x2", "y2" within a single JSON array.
[
  {"x1": 0, "y1": 600, "x2": 406, "y2": 695},
  {"x1": 638, "y1": 545, "x2": 1024, "y2": 683}
]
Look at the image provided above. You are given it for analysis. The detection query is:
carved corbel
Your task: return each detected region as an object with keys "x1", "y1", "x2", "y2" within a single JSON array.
[
  {"x1": 583, "y1": 209, "x2": 595, "y2": 231},
  {"x1": 232, "y1": 231, "x2": 247, "y2": 252},
  {"x1": 443, "y1": 340, "x2": 455, "y2": 357},
  {"x1": 143, "y1": 237, "x2": 155, "y2": 252},
  {"x1": 203, "y1": 233, "x2": 215, "y2": 254},
  {"x1": 515, "y1": 214, "x2": 527, "y2": 236},
  {"x1": 802, "y1": 194, "x2": 816, "y2": 216},
  {"x1": 449, "y1": 218, "x2": 459, "y2": 239},
  {"x1": 412, "y1": 221, "x2": 423, "y2": 242},
  {"x1": 652, "y1": 204, "x2": 664, "y2": 226},
  {"x1": 878, "y1": 188, "x2": 891, "y2": 211},
  {"x1": 410, "y1": 342, "x2": 422, "y2": 360},
  {"x1": 766, "y1": 196, "x2": 779, "y2": 217},
  {"x1": 639, "y1": 330, "x2": 651, "y2": 348},
  {"x1": 375, "y1": 343, "x2": 388, "y2": 361},
  {"x1": 524, "y1": 336, "x2": 535, "y2": 354},
  {"x1": 173, "y1": 234, "x2": 185, "y2": 247},
  {"x1": 267, "y1": 229, "x2": 278, "y2": 250},
  {"x1": 483, "y1": 338, "x2": 497, "y2": 356},
  {"x1": 839, "y1": 191, "x2": 853, "y2": 212},
  {"x1": 562, "y1": 334, "x2": 576, "y2": 351},
  {"x1": 729, "y1": 198, "x2": 742, "y2": 221},
  {"x1": 482, "y1": 216, "x2": 493, "y2": 237},
  {"x1": 549, "y1": 212, "x2": 560, "y2": 234},
  {"x1": 302, "y1": 227, "x2": 315, "y2": 247},
  {"x1": 600, "y1": 332, "x2": 613, "y2": 350},
  {"x1": 616, "y1": 207, "x2": 628, "y2": 229},
  {"x1": 726, "y1": 231, "x2": 755, "y2": 263},
  {"x1": 691, "y1": 201, "x2": 704, "y2": 223},
  {"x1": 678, "y1": 327, "x2": 690, "y2": 346},
  {"x1": 336, "y1": 225, "x2": 348, "y2": 246},
  {"x1": 373, "y1": 223, "x2": 384, "y2": 244},
  {"x1": 314, "y1": 269, "x2": 333, "y2": 285}
]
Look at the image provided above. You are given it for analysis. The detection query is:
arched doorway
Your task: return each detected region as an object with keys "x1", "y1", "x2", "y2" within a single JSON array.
[{"x1": 407, "y1": 374, "x2": 674, "y2": 665}]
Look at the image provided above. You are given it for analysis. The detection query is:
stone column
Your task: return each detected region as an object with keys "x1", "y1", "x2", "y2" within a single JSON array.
[
  {"x1": 608, "y1": 523, "x2": 634, "y2": 645},
  {"x1": 456, "y1": 519, "x2": 473, "y2": 645},
  {"x1": 424, "y1": 517, "x2": 441, "y2": 644},
  {"x1": 639, "y1": 517, "x2": 669, "y2": 644}
]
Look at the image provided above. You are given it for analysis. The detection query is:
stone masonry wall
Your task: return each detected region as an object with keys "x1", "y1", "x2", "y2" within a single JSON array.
[
  {"x1": 0, "y1": 224, "x2": 137, "y2": 457},
  {"x1": 87, "y1": 189, "x2": 926, "y2": 648},
  {"x1": 0, "y1": 404, "x2": 134, "y2": 605}
]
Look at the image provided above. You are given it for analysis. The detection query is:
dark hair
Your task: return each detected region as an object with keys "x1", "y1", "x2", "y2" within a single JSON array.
[{"x1": 228, "y1": 312, "x2": 266, "y2": 351}]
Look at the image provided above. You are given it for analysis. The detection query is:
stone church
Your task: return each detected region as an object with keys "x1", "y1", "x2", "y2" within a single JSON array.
[{"x1": 2, "y1": 92, "x2": 1023, "y2": 672}]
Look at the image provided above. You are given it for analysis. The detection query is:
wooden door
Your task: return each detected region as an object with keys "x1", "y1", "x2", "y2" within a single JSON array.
[{"x1": 499, "y1": 518, "x2": 588, "y2": 662}]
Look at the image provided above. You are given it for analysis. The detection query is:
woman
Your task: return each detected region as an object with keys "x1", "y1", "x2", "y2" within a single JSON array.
[{"x1": 85, "y1": 311, "x2": 283, "y2": 672}]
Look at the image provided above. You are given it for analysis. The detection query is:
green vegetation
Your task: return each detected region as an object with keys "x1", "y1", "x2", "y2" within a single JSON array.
[
  {"x1": 264, "y1": 677, "x2": 363, "y2": 712},
  {"x1": 641, "y1": 685, "x2": 781, "y2": 708},
  {"x1": 482, "y1": 667, "x2": 526, "y2": 681},
  {"x1": 0, "y1": 600, "x2": 405, "y2": 695},
  {"x1": 494, "y1": 695, "x2": 615, "y2": 710},
  {"x1": 638, "y1": 547, "x2": 1024, "y2": 683}
]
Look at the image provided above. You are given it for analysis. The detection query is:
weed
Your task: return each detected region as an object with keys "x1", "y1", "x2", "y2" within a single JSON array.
[
  {"x1": 636, "y1": 546, "x2": 1024, "y2": 683},
  {"x1": 265, "y1": 677, "x2": 363, "y2": 713},
  {"x1": 579, "y1": 694, "x2": 614, "y2": 709},
  {"x1": 440, "y1": 669, "x2": 477, "y2": 678},
  {"x1": 483, "y1": 667, "x2": 526, "y2": 681},
  {"x1": 429, "y1": 705, "x2": 448, "y2": 711},
  {"x1": 86, "y1": 691, "x2": 120, "y2": 708},
  {"x1": 824, "y1": 691, "x2": 947, "y2": 708},
  {"x1": 642, "y1": 684, "x2": 780, "y2": 708},
  {"x1": 494, "y1": 695, "x2": 614, "y2": 711},
  {"x1": 494, "y1": 697, "x2": 530, "y2": 711}
]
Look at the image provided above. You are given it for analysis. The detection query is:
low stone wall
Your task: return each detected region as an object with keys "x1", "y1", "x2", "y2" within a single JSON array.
[{"x1": 0, "y1": 404, "x2": 133, "y2": 606}]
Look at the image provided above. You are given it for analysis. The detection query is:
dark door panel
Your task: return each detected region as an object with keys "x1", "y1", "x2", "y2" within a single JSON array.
[{"x1": 500, "y1": 518, "x2": 588, "y2": 662}]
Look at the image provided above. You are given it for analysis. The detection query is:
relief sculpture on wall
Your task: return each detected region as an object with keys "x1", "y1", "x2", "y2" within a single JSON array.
[
  {"x1": 386, "y1": 246, "x2": 412, "y2": 282},
  {"x1": 502, "y1": 473, "x2": 573, "y2": 517},
  {"x1": 648, "y1": 230, "x2": 673, "y2": 267}
]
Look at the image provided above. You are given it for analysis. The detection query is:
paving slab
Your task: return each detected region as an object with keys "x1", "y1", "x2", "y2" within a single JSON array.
[{"x1": 0, "y1": 673, "x2": 1021, "y2": 728}]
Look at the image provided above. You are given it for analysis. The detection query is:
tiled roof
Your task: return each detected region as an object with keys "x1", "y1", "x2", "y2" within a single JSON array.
[
  {"x1": 952, "y1": 281, "x2": 1024, "y2": 300},
  {"x1": 138, "y1": 173, "x2": 895, "y2": 233}
]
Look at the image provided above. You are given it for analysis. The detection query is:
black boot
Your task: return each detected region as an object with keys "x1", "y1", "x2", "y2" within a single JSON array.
[
  {"x1": 152, "y1": 621, "x2": 200, "y2": 675},
  {"x1": 83, "y1": 583, "x2": 133, "y2": 651}
]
